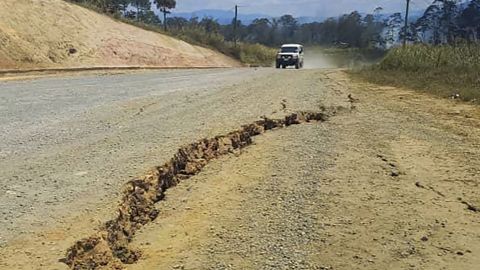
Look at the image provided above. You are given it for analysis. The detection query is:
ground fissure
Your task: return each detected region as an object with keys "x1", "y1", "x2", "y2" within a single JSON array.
[{"x1": 62, "y1": 110, "x2": 335, "y2": 269}]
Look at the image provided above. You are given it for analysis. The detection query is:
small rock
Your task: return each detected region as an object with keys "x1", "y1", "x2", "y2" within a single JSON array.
[
  {"x1": 391, "y1": 169, "x2": 400, "y2": 177},
  {"x1": 421, "y1": 236, "x2": 428, "y2": 242}
]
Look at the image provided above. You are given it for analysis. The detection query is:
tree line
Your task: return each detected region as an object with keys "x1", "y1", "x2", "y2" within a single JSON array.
[
  {"x1": 70, "y1": 0, "x2": 480, "y2": 49},
  {"x1": 410, "y1": 0, "x2": 480, "y2": 44},
  {"x1": 70, "y1": 0, "x2": 176, "y2": 29},
  {"x1": 167, "y1": 13, "x2": 386, "y2": 50},
  {"x1": 69, "y1": 0, "x2": 385, "y2": 48}
]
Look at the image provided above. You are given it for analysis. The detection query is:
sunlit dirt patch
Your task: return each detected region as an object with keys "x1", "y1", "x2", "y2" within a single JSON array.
[{"x1": 62, "y1": 110, "x2": 336, "y2": 270}]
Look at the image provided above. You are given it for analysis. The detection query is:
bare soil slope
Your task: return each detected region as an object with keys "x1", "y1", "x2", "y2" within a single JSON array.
[{"x1": 0, "y1": 0, "x2": 239, "y2": 70}]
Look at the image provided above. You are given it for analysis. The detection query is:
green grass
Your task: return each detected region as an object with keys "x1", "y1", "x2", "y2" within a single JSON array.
[{"x1": 354, "y1": 44, "x2": 480, "y2": 103}]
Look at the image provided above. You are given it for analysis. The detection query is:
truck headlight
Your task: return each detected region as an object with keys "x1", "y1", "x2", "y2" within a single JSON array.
[{"x1": 293, "y1": 55, "x2": 298, "y2": 59}]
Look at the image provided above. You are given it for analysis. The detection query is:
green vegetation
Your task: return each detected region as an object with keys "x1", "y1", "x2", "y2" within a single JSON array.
[
  {"x1": 66, "y1": 0, "x2": 393, "y2": 67},
  {"x1": 231, "y1": 44, "x2": 277, "y2": 67},
  {"x1": 164, "y1": 22, "x2": 276, "y2": 66},
  {"x1": 355, "y1": 44, "x2": 480, "y2": 102},
  {"x1": 64, "y1": 0, "x2": 480, "y2": 73},
  {"x1": 67, "y1": 0, "x2": 275, "y2": 66}
]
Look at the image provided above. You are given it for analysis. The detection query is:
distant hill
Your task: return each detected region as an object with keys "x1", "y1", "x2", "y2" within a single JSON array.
[
  {"x1": 296, "y1": 16, "x2": 326, "y2": 24},
  {"x1": 171, "y1": 9, "x2": 271, "y2": 25},
  {"x1": 170, "y1": 8, "x2": 426, "y2": 26},
  {"x1": 170, "y1": 10, "x2": 324, "y2": 25}
]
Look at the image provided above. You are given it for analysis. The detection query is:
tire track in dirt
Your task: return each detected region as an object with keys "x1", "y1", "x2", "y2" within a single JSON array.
[{"x1": 62, "y1": 110, "x2": 338, "y2": 269}]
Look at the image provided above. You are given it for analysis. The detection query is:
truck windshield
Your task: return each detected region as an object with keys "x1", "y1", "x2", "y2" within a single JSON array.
[{"x1": 281, "y1": 47, "x2": 299, "y2": 53}]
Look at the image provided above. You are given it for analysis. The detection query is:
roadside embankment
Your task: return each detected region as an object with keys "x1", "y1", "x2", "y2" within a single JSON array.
[{"x1": 0, "y1": 0, "x2": 240, "y2": 71}]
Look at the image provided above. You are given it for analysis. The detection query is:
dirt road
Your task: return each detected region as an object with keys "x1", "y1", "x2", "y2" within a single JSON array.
[{"x1": 0, "y1": 68, "x2": 479, "y2": 269}]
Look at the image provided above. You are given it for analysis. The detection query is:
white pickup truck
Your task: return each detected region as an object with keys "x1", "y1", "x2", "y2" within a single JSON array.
[{"x1": 276, "y1": 44, "x2": 304, "y2": 69}]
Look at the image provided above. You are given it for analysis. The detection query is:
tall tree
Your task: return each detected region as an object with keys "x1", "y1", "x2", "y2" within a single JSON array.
[
  {"x1": 116, "y1": 0, "x2": 131, "y2": 14},
  {"x1": 458, "y1": 0, "x2": 480, "y2": 41},
  {"x1": 278, "y1": 15, "x2": 298, "y2": 43},
  {"x1": 154, "y1": 0, "x2": 177, "y2": 30},
  {"x1": 440, "y1": 0, "x2": 461, "y2": 43},
  {"x1": 360, "y1": 14, "x2": 384, "y2": 48},
  {"x1": 415, "y1": 0, "x2": 462, "y2": 44},
  {"x1": 199, "y1": 17, "x2": 221, "y2": 37},
  {"x1": 381, "y1": 13, "x2": 403, "y2": 48},
  {"x1": 222, "y1": 18, "x2": 246, "y2": 43},
  {"x1": 268, "y1": 18, "x2": 280, "y2": 45},
  {"x1": 246, "y1": 18, "x2": 272, "y2": 45},
  {"x1": 337, "y1": 11, "x2": 363, "y2": 47},
  {"x1": 132, "y1": 0, "x2": 151, "y2": 21},
  {"x1": 318, "y1": 18, "x2": 338, "y2": 45},
  {"x1": 166, "y1": 17, "x2": 189, "y2": 31}
]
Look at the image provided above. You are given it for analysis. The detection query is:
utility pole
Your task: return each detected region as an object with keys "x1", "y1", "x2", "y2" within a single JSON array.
[
  {"x1": 233, "y1": 4, "x2": 238, "y2": 47},
  {"x1": 403, "y1": 0, "x2": 411, "y2": 47}
]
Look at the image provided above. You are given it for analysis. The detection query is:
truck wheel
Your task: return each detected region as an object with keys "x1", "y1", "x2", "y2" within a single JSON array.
[
  {"x1": 295, "y1": 62, "x2": 300, "y2": 69},
  {"x1": 276, "y1": 63, "x2": 280, "y2": 69},
  {"x1": 282, "y1": 65, "x2": 286, "y2": 69}
]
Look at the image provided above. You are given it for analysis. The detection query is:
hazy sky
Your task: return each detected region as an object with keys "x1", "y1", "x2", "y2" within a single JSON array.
[{"x1": 174, "y1": 0, "x2": 431, "y2": 17}]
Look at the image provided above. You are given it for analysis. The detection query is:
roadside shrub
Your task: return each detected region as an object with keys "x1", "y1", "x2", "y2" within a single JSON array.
[
  {"x1": 67, "y1": 0, "x2": 275, "y2": 67},
  {"x1": 379, "y1": 43, "x2": 480, "y2": 71},
  {"x1": 234, "y1": 43, "x2": 277, "y2": 67},
  {"x1": 355, "y1": 43, "x2": 480, "y2": 103},
  {"x1": 170, "y1": 28, "x2": 276, "y2": 67}
]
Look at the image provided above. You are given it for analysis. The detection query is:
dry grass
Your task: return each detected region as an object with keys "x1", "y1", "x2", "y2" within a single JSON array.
[
  {"x1": 67, "y1": 0, "x2": 276, "y2": 67},
  {"x1": 354, "y1": 44, "x2": 480, "y2": 103},
  {"x1": 169, "y1": 28, "x2": 276, "y2": 67},
  {"x1": 139, "y1": 26, "x2": 277, "y2": 67},
  {"x1": 0, "y1": 0, "x2": 239, "y2": 69},
  {"x1": 232, "y1": 43, "x2": 277, "y2": 67},
  {"x1": 379, "y1": 44, "x2": 480, "y2": 70}
]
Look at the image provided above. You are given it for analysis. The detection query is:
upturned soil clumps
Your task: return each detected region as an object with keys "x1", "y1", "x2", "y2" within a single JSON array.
[{"x1": 62, "y1": 111, "x2": 333, "y2": 269}]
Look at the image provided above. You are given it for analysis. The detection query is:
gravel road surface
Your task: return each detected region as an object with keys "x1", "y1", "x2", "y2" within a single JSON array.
[
  {"x1": 0, "y1": 68, "x2": 479, "y2": 270},
  {"x1": 0, "y1": 68, "x2": 274, "y2": 243},
  {"x1": 0, "y1": 69, "x2": 264, "y2": 159}
]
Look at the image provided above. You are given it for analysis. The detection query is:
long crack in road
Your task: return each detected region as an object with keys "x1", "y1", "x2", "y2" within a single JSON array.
[{"x1": 0, "y1": 68, "x2": 479, "y2": 270}]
